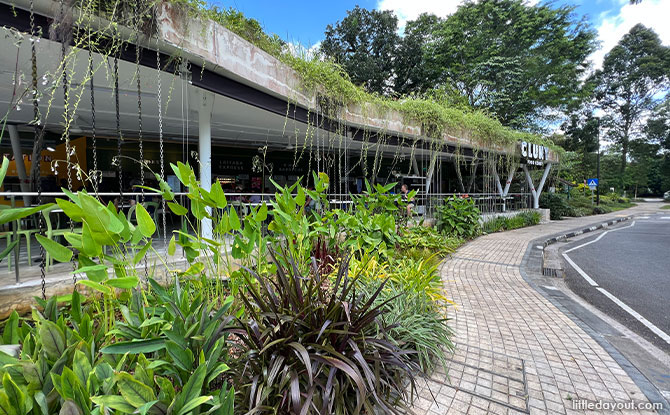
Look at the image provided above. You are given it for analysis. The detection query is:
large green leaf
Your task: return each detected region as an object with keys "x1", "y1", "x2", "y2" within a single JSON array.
[
  {"x1": 76, "y1": 259, "x2": 108, "y2": 283},
  {"x1": 115, "y1": 372, "x2": 156, "y2": 408},
  {"x1": 172, "y1": 365, "x2": 207, "y2": 415},
  {"x1": 0, "y1": 157, "x2": 8, "y2": 187},
  {"x1": 209, "y1": 181, "x2": 227, "y2": 208},
  {"x1": 228, "y1": 208, "x2": 240, "y2": 231},
  {"x1": 106, "y1": 276, "x2": 140, "y2": 290},
  {"x1": 79, "y1": 193, "x2": 122, "y2": 245},
  {"x1": 168, "y1": 236, "x2": 176, "y2": 256},
  {"x1": 34, "y1": 391, "x2": 48, "y2": 415},
  {"x1": 133, "y1": 242, "x2": 152, "y2": 265},
  {"x1": 73, "y1": 350, "x2": 92, "y2": 387},
  {"x1": 177, "y1": 396, "x2": 212, "y2": 415},
  {"x1": 0, "y1": 240, "x2": 18, "y2": 263},
  {"x1": 166, "y1": 341, "x2": 193, "y2": 371},
  {"x1": 36, "y1": 234, "x2": 73, "y2": 263},
  {"x1": 56, "y1": 199, "x2": 84, "y2": 222},
  {"x1": 90, "y1": 396, "x2": 135, "y2": 413},
  {"x1": 0, "y1": 390, "x2": 16, "y2": 415},
  {"x1": 2, "y1": 372, "x2": 27, "y2": 414},
  {"x1": 256, "y1": 203, "x2": 268, "y2": 222},
  {"x1": 0, "y1": 204, "x2": 53, "y2": 226},
  {"x1": 39, "y1": 320, "x2": 65, "y2": 360},
  {"x1": 136, "y1": 204, "x2": 156, "y2": 238},
  {"x1": 167, "y1": 202, "x2": 188, "y2": 216},
  {"x1": 2, "y1": 311, "x2": 19, "y2": 344},
  {"x1": 100, "y1": 338, "x2": 166, "y2": 355},
  {"x1": 80, "y1": 224, "x2": 102, "y2": 257},
  {"x1": 76, "y1": 280, "x2": 112, "y2": 296}
]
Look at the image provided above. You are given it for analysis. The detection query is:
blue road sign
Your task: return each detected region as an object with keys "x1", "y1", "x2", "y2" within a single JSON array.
[{"x1": 587, "y1": 178, "x2": 599, "y2": 187}]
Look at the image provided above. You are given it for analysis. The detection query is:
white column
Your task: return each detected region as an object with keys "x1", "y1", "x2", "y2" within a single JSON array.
[
  {"x1": 425, "y1": 154, "x2": 438, "y2": 194},
  {"x1": 8, "y1": 125, "x2": 31, "y2": 206},
  {"x1": 523, "y1": 163, "x2": 552, "y2": 209},
  {"x1": 535, "y1": 163, "x2": 552, "y2": 207},
  {"x1": 198, "y1": 91, "x2": 215, "y2": 239},
  {"x1": 494, "y1": 165, "x2": 517, "y2": 212}
]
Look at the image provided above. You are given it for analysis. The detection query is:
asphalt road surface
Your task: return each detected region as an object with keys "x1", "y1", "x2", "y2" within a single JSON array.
[{"x1": 562, "y1": 212, "x2": 670, "y2": 353}]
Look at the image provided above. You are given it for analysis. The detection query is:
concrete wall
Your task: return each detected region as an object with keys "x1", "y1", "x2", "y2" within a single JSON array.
[{"x1": 154, "y1": 2, "x2": 560, "y2": 163}]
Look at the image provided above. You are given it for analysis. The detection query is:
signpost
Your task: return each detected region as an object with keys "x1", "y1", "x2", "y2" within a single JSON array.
[{"x1": 588, "y1": 178, "x2": 598, "y2": 206}]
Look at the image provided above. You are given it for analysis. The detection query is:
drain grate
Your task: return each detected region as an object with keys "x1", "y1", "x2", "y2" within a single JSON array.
[{"x1": 429, "y1": 344, "x2": 529, "y2": 414}]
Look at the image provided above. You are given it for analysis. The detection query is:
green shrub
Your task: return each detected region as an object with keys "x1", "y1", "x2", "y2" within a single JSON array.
[
  {"x1": 351, "y1": 254, "x2": 454, "y2": 373},
  {"x1": 482, "y1": 211, "x2": 541, "y2": 233},
  {"x1": 435, "y1": 197, "x2": 481, "y2": 238},
  {"x1": 397, "y1": 226, "x2": 464, "y2": 258},
  {"x1": 0, "y1": 288, "x2": 236, "y2": 415},
  {"x1": 232, "y1": 249, "x2": 420, "y2": 414},
  {"x1": 367, "y1": 285, "x2": 454, "y2": 373},
  {"x1": 540, "y1": 193, "x2": 572, "y2": 220}
]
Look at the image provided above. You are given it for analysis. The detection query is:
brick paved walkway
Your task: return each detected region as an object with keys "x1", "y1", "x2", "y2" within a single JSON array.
[{"x1": 412, "y1": 205, "x2": 664, "y2": 415}]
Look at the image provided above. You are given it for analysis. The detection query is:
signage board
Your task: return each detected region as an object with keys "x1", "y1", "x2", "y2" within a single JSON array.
[
  {"x1": 520, "y1": 142, "x2": 549, "y2": 166},
  {"x1": 587, "y1": 178, "x2": 598, "y2": 190}
]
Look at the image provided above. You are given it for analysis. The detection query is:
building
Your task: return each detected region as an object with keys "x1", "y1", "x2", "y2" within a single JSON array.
[{"x1": 0, "y1": 0, "x2": 558, "y2": 287}]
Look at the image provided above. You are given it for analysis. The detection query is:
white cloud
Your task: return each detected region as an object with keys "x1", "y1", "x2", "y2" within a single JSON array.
[
  {"x1": 376, "y1": 0, "x2": 539, "y2": 29},
  {"x1": 591, "y1": 0, "x2": 670, "y2": 69},
  {"x1": 286, "y1": 41, "x2": 322, "y2": 60},
  {"x1": 376, "y1": 0, "x2": 463, "y2": 29}
]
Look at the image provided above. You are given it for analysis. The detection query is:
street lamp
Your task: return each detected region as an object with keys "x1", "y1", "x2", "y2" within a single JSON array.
[{"x1": 596, "y1": 117, "x2": 600, "y2": 206}]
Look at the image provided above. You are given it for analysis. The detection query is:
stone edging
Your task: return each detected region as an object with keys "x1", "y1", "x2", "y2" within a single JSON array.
[
  {"x1": 541, "y1": 215, "x2": 632, "y2": 247},
  {"x1": 540, "y1": 216, "x2": 632, "y2": 277}
]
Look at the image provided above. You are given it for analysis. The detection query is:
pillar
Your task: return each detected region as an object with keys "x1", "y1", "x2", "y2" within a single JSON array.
[
  {"x1": 198, "y1": 90, "x2": 215, "y2": 239},
  {"x1": 494, "y1": 165, "x2": 516, "y2": 212},
  {"x1": 7, "y1": 125, "x2": 31, "y2": 206},
  {"x1": 523, "y1": 163, "x2": 552, "y2": 209}
]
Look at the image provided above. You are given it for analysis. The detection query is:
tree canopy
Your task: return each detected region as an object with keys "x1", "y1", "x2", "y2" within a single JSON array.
[
  {"x1": 592, "y1": 23, "x2": 670, "y2": 174},
  {"x1": 320, "y1": 0, "x2": 597, "y2": 132},
  {"x1": 426, "y1": 0, "x2": 597, "y2": 131},
  {"x1": 320, "y1": 6, "x2": 400, "y2": 95}
]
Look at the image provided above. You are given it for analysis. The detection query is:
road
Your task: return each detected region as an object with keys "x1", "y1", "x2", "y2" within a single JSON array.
[{"x1": 561, "y1": 211, "x2": 670, "y2": 353}]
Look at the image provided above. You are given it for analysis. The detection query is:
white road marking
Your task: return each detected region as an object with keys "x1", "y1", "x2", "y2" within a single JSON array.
[
  {"x1": 561, "y1": 220, "x2": 670, "y2": 346},
  {"x1": 661, "y1": 217, "x2": 670, "y2": 220},
  {"x1": 543, "y1": 285, "x2": 559, "y2": 291},
  {"x1": 562, "y1": 253, "x2": 599, "y2": 286},
  {"x1": 562, "y1": 221, "x2": 636, "y2": 287},
  {"x1": 564, "y1": 221, "x2": 636, "y2": 254},
  {"x1": 596, "y1": 287, "x2": 670, "y2": 346},
  {"x1": 637, "y1": 216, "x2": 650, "y2": 219}
]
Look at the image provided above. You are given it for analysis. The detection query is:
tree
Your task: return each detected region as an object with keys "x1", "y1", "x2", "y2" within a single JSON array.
[
  {"x1": 552, "y1": 108, "x2": 600, "y2": 181},
  {"x1": 320, "y1": 6, "x2": 400, "y2": 94},
  {"x1": 593, "y1": 24, "x2": 670, "y2": 175},
  {"x1": 426, "y1": 0, "x2": 597, "y2": 130},
  {"x1": 393, "y1": 13, "x2": 443, "y2": 95},
  {"x1": 645, "y1": 97, "x2": 670, "y2": 152}
]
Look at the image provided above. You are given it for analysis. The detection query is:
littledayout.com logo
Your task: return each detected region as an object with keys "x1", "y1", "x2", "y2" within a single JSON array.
[{"x1": 572, "y1": 399, "x2": 664, "y2": 411}]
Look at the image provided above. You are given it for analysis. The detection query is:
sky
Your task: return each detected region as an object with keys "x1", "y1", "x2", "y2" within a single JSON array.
[{"x1": 215, "y1": 0, "x2": 670, "y2": 70}]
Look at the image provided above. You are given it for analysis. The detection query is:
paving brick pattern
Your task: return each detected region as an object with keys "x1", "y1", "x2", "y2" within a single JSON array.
[{"x1": 411, "y1": 208, "x2": 660, "y2": 415}]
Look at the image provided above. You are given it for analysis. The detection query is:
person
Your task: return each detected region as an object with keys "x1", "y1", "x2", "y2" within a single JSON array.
[
  {"x1": 305, "y1": 186, "x2": 317, "y2": 215},
  {"x1": 401, "y1": 183, "x2": 414, "y2": 217}
]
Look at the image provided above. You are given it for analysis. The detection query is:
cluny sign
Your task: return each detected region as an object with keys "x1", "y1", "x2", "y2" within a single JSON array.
[{"x1": 520, "y1": 142, "x2": 549, "y2": 166}]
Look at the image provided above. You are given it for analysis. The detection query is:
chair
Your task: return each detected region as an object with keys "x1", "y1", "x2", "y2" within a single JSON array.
[{"x1": 0, "y1": 205, "x2": 40, "y2": 269}]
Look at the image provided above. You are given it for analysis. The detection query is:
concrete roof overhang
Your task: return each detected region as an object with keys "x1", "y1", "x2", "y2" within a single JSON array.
[{"x1": 0, "y1": 0, "x2": 559, "y2": 164}]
